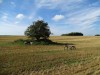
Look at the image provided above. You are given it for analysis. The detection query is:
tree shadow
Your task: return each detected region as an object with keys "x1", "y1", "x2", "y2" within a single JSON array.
[{"x1": 52, "y1": 42, "x2": 75, "y2": 45}]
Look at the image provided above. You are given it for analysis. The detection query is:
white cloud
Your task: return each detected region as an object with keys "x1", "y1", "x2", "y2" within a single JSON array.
[
  {"x1": 52, "y1": 15, "x2": 64, "y2": 21},
  {"x1": 67, "y1": 8, "x2": 100, "y2": 25},
  {"x1": 0, "y1": 13, "x2": 27, "y2": 35},
  {"x1": 36, "y1": 16, "x2": 43, "y2": 20},
  {"x1": 0, "y1": 22, "x2": 27, "y2": 35},
  {"x1": 11, "y1": 2, "x2": 16, "y2": 7},
  {"x1": 65, "y1": 7, "x2": 100, "y2": 34},
  {"x1": 35, "y1": 0, "x2": 99, "y2": 35},
  {"x1": 14, "y1": 21, "x2": 20, "y2": 24},
  {"x1": 16, "y1": 14, "x2": 25, "y2": 20},
  {"x1": 36, "y1": 0, "x2": 83, "y2": 9},
  {"x1": 2, "y1": 15, "x2": 8, "y2": 21}
]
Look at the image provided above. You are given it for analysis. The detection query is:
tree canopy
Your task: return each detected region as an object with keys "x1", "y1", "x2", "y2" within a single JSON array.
[{"x1": 25, "y1": 20, "x2": 51, "y2": 41}]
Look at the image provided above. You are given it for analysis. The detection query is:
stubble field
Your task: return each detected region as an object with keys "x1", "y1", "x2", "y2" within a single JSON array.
[{"x1": 0, "y1": 36, "x2": 100, "y2": 75}]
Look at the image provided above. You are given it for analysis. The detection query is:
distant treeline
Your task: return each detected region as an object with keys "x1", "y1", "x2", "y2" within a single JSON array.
[
  {"x1": 95, "y1": 34, "x2": 100, "y2": 36},
  {"x1": 61, "y1": 32, "x2": 84, "y2": 36}
]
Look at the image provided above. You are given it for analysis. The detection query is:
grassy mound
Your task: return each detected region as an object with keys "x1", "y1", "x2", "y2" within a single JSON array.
[{"x1": 14, "y1": 39, "x2": 62, "y2": 45}]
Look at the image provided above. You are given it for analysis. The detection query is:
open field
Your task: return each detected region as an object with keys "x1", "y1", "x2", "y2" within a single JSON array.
[{"x1": 0, "y1": 36, "x2": 100, "y2": 75}]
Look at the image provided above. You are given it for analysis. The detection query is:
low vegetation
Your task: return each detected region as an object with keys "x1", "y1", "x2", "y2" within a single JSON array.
[
  {"x1": 95, "y1": 34, "x2": 100, "y2": 36},
  {"x1": 14, "y1": 38, "x2": 65, "y2": 45},
  {"x1": 61, "y1": 32, "x2": 83, "y2": 36}
]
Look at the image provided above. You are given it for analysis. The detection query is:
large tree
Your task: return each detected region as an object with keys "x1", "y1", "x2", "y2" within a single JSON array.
[{"x1": 25, "y1": 20, "x2": 51, "y2": 41}]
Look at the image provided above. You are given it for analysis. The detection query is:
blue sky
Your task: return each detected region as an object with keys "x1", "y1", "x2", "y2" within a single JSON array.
[{"x1": 0, "y1": 0, "x2": 100, "y2": 35}]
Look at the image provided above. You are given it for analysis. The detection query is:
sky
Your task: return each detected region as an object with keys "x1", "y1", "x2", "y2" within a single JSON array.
[{"x1": 0, "y1": 0, "x2": 100, "y2": 36}]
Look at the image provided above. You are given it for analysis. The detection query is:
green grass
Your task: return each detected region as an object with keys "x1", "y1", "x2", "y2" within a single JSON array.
[{"x1": 0, "y1": 36, "x2": 100, "y2": 75}]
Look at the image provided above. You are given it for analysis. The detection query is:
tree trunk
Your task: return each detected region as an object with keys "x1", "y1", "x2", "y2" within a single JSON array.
[{"x1": 36, "y1": 37, "x2": 40, "y2": 41}]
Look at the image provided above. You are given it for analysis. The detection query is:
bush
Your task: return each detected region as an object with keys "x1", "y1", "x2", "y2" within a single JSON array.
[
  {"x1": 14, "y1": 36, "x2": 66, "y2": 45},
  {"x1": 95, "y1": 34, "x2": 100, "y2": 36},
  {"x1": 61, "y1": 32, "x2": 83, "y2": 36},
  {"x1": 14, "y1": 39, "x2": 57, "y2": 45}
]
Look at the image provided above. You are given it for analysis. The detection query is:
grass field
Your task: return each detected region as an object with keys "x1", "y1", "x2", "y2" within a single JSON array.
[{"x1": 0, "y1": 36, "x2": 100, "y2": 75}]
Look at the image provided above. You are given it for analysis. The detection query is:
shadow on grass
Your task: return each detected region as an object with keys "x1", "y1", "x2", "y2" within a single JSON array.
[{"x1": 51, "y1": 42, "x2": 75, "y2": 46}]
